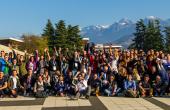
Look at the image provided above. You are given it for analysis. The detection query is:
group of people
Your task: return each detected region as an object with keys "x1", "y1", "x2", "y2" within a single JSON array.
[{"x1": 0, "y1": 47, "x2": 170, "y2": 99}]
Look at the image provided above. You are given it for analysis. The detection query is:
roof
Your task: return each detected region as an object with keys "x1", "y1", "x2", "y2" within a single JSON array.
[
  {"x1": 0, "y1": 44, "x2": 25, "y2": 55},
  {"x1": 82, "y1": 37, "x2": 90, "y2": 41},
  {"x1": 0, "y1": 37, "x2": 23, "y2": 42},
  {"x1": 95, "y1": 43, "x2": 122, "y2": 48}
]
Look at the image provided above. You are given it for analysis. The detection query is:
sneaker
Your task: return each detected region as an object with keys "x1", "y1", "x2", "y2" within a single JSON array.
[
  {"x1": 160, "y1": 93, "x2": 163, "y2": 97},
  {"x1": 23, "y1": 91, "x2": 27, "y2": 96},
  {"x1": 26, "y1": 93, "x2": 29, "y2": 97},
  {"x1": 70, "y1": 95, "x2": 74, "y2": 100}
]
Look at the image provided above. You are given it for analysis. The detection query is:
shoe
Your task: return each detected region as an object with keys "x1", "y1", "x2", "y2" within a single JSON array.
[
  {"x1": 0, "y1": 95, "x2": 4, "y2": 98},
  {"x1": 23, "y1": 91, "x2": 27, "y2": 96},
  {"x1": 26, "y1": 93, "x2": 29, "y2": 97},
  {"x1": 70, "y1": 95, "x2": 74, "y2": 100},
  {"x1": 85, "y1": 95, "x2": 89, "y2": 99},
  {"x1": 154, "y1": 94, "x2": 158, "y2": 97},
  {"x1": 147, "y1": 95, "x2": 152, "y2": 98},
  {"x1": 76, "y1": 92, "x2": 80, "y2": 99},
  {"x1": 10, "y1": 95, "x2": 14, "y2": 98},
  {"x1": 160, "y1": 93, "x2": 163, "y2": 97}
]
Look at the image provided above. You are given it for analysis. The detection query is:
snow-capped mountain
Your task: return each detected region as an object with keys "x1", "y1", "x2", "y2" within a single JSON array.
[
  {"x1": 81, "y1": 16, "x2": 170, "y2": 47},
  {"x1": 81, "y1": 18, "x2": 135, "y2": 44}
]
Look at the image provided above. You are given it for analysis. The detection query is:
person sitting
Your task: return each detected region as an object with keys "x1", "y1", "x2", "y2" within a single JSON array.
[
  {"x1": 43, "y1": 70, "x2": 51, "y2": 94},
  {"x1": 139, "y1": 74, "x2": 152, "y2": 97},
  {"x1": 8, "y1": 69, "x2": 23, "y2": 98},
  {"x1": 167, "y1": 68, "x2": 170, "y2": 95},
  {"x1": 51, "y1": 71, "x2": 60, "y2": 94},
  {"x1": 0, "y1": 71, "x2": 7, "y2": 98},
  {"x1": 153, "y1": 75, "x2": 164, "y2": 97},
  {"x1": 103, "y1": 75, "x2": 118, "y2": 96},
  {"x1": 89, "y1": 73, "x2": 101, "y2": 96},
  {"x1": 54, "y1": 75, "x2": 65, "y2": 96},
  {"x1": 74, "y1": 68, "x2": 91, "y2": 99},
  {"x1": 23, "y1": 69, "x2": 36, "y2": 96},
  {"x1": 34, "y1": 75, "x2": 47, "y2": 98},
  {"x1": 124, "y1": 74, "x2": 138, "y2": 98},
  {"x1": 65, "y1": 71, "x2": 74, "y2": 96}
]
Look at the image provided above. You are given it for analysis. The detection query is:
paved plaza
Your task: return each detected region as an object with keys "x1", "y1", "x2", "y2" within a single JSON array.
[{"x1": 0, "y1": 96, "x2": 170, "y2": 110}]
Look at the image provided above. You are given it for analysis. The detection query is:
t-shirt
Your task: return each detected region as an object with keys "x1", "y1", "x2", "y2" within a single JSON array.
[
  {"x1": 29, "y1": 62, "x2": 34, "y2": 71},
  {"x1": 124, "y1": 80, "x2": 136, "y2": 90},
  {"x1": 12, "y1": 76, "x2": 17, "y2": 89},
  {"x1": 141, "y1": 81, "x2": 150, "y2": 89}
]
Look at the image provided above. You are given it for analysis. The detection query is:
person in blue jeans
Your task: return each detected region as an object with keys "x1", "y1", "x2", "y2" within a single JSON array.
[
  {"x1": 103, "y1": 75, "x2": 118, "y2": 96},
  {"x1": 55, "y1": 76, "x2": 65, "y2": 96},
  {"x1": 124, "y1": 74, "x2": 137, "y2": 98}
]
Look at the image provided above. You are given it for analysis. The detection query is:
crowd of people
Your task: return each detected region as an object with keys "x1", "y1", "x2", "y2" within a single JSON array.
[{"x1": 0, "y1": 47, "x2": 170, "y2": 99}]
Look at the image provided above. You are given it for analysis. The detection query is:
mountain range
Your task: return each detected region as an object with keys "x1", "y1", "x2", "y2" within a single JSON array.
[{"x1": 81, "y1": 16, "x2": 170, "y2": 47}]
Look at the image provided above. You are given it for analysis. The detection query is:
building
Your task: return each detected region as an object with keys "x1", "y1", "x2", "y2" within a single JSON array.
[
  {"x1": 0, "y1": 37, "x2": 23, "y2": 49},
  {"x1": 95, "y1": 43, "x2": 122, "y2": 51},
  {"x1": 0, "y1": 44, "x2": 25, "y2": 55},
  {"x1": 82, "y1": 37, "x2": 90, "y2": 46}
]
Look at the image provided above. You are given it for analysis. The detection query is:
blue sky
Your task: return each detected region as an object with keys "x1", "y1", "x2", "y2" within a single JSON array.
[{"x1": 0, "y1": 0, "x2": 169, "y2": 37}]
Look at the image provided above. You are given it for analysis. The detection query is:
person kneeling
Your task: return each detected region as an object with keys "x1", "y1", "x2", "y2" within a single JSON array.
[
  {"x1": 139, "y1": 74, "x2": 153, "y2": 97},
  {"x1": 90, "y1": 73, "x2": 101, "y2": 96},
  {"x1": 74, "y1": 71, "x2": 91, "y2": 99},
  {"x1": 34, "y1": 75, "x2": 47, "y2": 98},
  {"x1": 23, "y1": 69, "x2": 36, "y2": 96},
  {"x1": 123, "y1": 74, "x2": 138, "y2": 98},
  {"x1": 103, "y1": 75, "x2": 118, "y2": 96},
  {"x1": 54, "y1": 76, "x2": 65, "y2": 96},
  {"x1": 0, "y1": 71, "x2": 8, "y2": 98},
  {"x1": 8, "y1": 69, "x2": 24, "y2": 98}
]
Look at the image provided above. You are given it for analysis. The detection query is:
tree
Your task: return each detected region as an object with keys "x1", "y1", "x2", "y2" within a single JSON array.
[
  {"x1": 144, "y1": 20, "x2": 155, "y2": 51},
  {"x1": 67, "y1": 25, "x2": 82, "y2": 51},
  {"x1": 130, "y1": 19, "x2": 164, "y2": 51},
  {"x1": 164, "y1": 27, "x2": 170, "y2": 52},
  {"x1": 42, "y1": 19, "x2": 55, "y2": 51},
  {"x1": 55, "y1": 20, "x2": 67, "y2": 49},
  {"x1": 153, "y1": 20, "x2": 164, "y2": 50},
  {"x1": 144, "y1": 20, "x2": 164, "y2": 51},
  {"x1": 130, "y1": 19, "x2": 146, "y2": 50},
  {"x1": 42, "y1": 19, "x2": 83, "y2": 54},
  {"x1": 19, "y1": 35, "x2": 48, "y2": 54}
]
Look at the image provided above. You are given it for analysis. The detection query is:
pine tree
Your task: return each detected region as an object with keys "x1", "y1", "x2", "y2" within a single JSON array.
[
  {"x1": 42, "y1": 19, "x2": 55, "y2": 51},
  {"x1": 42, "y1": 19, "x2": 82, "y2": 54},
  {"x1": 130, "y1": 19, "x2": 146, "y2": 50},
  {"x1": 55, "y1": 20, "x2": 67, "y2": 49},
  {"x1": 153, "y1": 20, "x2": 164, "y2": 50},
  {"x1": 67, "y1": 25, "x2": 82, "y2": 51},
  {"x1": 164, "y1": 27, "x2": 170, "y2": 52},
  {"x1": 130, "y1": 19, "x2": 164, "y2": 51},
  {"x1": 144, "y1": 20, "x2": 155, "y2": 51}
]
